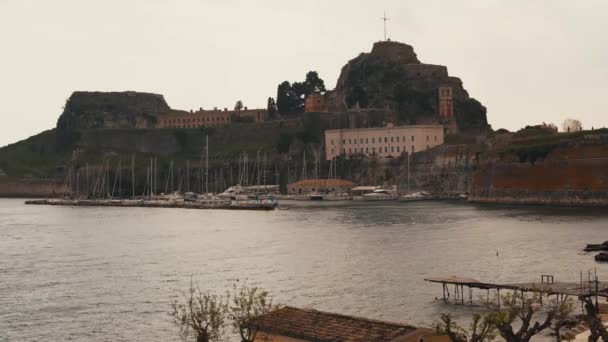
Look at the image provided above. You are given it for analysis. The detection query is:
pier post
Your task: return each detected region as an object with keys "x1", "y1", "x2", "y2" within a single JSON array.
[
  {"x1": 469, "y1": 287, "x2": 473, "y2": 305},
  {"x1": 497, "y1": 289, "x2": 501, "y2": 310},
  {"x1": 461, "y1": 285, "x2": 464, "y2": 305}
]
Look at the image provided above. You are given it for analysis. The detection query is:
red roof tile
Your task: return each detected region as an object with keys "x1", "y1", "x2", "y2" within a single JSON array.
[{"x1": 248, "y1": 306, "x2": 417, "y2": 342}]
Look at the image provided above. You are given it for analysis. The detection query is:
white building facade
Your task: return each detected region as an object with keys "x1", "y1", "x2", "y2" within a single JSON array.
[{"x1": 324, "y1": 125, "x2": 444, "y2": 161}]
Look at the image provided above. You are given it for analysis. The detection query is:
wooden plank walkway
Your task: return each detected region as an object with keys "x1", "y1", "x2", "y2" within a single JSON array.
[{"x1": 424, "y1": 275, "x2": 608, "y2": 307}]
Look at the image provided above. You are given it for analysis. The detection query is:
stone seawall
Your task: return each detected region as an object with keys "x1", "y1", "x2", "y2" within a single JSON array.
[
  {"x1": 396, "y1": 144, "x2": 480, "y2": 195},
  {"x1": 469, "y1": 145, "x2": 608, "y2": 206},
  {"x1": 0, "y1": 180, "x2": 68, "y2": 198}
]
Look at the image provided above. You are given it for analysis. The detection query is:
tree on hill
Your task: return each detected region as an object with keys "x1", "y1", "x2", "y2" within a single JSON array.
[
  {"x1": 266, "y1": 97, "x2": 277, "y2": 118},
  {"x1": 562, "y1": 118, "x2": 582, "y2": 133},
  {"x1": 275, "y1": 71, "x2": 326, "y2": 115},
  {"x1": 303, "y1": 71, "x2": 326, "y2": 94},
  {"x1": 276, "y1": 81, "x2": 298, "y2": 115},
  {"x1": 234, "y1": 100, "x2": 244, "y2": 111}
]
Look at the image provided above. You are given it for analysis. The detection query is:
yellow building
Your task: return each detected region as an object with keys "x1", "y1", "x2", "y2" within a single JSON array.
[
  {"x1": 248, "y1": 306, "x2": 450, "y2": 342},
  {"x1": 156, "y1": 107, "x2": 268, "y2": 129},
  {"x1": 324, "y1": 124, "x2": 444, "y2": 160}
]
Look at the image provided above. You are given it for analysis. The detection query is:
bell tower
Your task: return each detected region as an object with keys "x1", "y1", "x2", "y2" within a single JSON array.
[{"x1": 438, "y1": 86, "x2": 453, "y2": 118}]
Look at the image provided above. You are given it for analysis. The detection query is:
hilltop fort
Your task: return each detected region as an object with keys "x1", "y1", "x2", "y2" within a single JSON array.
[{"x1": 305, "y1": 40, "x2": 488, "y2": 135}]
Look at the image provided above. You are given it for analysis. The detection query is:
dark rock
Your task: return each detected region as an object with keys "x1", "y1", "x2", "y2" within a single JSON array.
[
  {"x1": 56, "y1": 91, "x2": 170, "y2": 131},
  {"x1": 330, "y1": 40, "x2": 488, "y2": 134},
  {"x1": 595, "y1": 253, "x2": 608, "y2": 262}
]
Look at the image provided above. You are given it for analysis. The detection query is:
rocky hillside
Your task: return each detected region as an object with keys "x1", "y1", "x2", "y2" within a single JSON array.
[
  {"x1": 329, "y1": 41, "x2": 488, "y2": 134},
  {"x1": 56, "y1": 91, "x2": 170, "y2": 131}
]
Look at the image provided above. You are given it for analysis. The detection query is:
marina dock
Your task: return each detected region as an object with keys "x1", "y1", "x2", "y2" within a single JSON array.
[{"x1": 25, "y1": 198, "x2": 277, "y2": 211}]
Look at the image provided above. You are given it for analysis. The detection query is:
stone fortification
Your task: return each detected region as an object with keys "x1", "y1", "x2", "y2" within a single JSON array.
[
  {"x1": 469, "y1": 143, "x2": 608, "y2": 206},
  {"x1": 56, "y1": 91, "x2": 170, "y2": 131},
  {"x1": 321, "y1": 40, "x2": 487, "y2": 134}
]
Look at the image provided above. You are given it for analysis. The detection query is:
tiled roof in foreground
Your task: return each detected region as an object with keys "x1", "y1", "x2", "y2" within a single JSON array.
[{"x1": 249, "y1": 306, "x2": 417, "y2": 342}]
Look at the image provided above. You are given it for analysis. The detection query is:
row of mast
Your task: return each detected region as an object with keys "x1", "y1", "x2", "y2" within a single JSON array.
[{"x1": 62, "y1": 134, "x2": 418, "y2": 198}]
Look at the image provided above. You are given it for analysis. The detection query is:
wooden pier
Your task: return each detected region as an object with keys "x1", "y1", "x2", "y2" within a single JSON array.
[{"x1": 425, "y1": 274, "x2": 608, "y2": 308}]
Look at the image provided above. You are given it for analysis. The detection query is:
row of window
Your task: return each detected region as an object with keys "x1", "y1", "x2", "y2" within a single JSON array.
[
  {"x1": 330, "y1": 144, "x2": 431, "y2": 156},
  {"x1": 332, "y1": 135, "x2": 437, "y2": 145},
  {"x1": 164, "y1": 123, "x2": 225, "y2": 129},
  {"x1": 163, "y1": 116, "x2": 229, "y2": 125}
]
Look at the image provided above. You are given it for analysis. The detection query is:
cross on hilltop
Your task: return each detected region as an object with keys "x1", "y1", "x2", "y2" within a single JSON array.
[{"x1": 380, "y1": 11, "x2": 390, "y2": 41}]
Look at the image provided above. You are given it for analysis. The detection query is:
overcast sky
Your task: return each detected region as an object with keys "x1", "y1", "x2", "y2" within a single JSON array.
[{"x1": 1, "y1": 0, "x2": 606, "y2": 147}]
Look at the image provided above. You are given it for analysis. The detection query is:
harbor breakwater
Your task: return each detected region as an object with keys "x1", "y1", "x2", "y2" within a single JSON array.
[
  {"x1": 0, "y1": 180, "x2": 68, "y2": 198},
  {"x1": 469, "y1": 144, "x2": 608, "y2": 206}
]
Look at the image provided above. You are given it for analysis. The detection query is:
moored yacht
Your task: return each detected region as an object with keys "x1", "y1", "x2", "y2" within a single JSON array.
[{"x1": 362, "y1": 186, "x2": 398, "y2": 201}]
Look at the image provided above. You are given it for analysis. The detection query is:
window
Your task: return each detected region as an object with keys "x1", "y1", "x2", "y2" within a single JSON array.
[
  {"x1": 360, "y1": 148, "x2": 363, "y2": 153},
  {"x1": 372, "y1": 147, "x2": 376, "y2": 153},
  {"x1": 343, "y1": 139, "x2": 346, "y2": 144},
  {"x1": 397, "y1": 146, "x2": 400, "y2": 152},
  {"x1": 360, "y1": 138, "x2": 363, "y2": 144},
  {"x1": 391, "y1": 137, "x2": 394, "y2": 143},
  {"x1": 411, "y1": 136, "x2": 415, "y2": 141},
  {"x1": 331, "y1": 149, "x2": 334, "y2": 154},
  {"x1": 427, "y1": 136, "x2": 429, "y2": 141},
  {"x1": 372, "y1": 138, "x2": 375, "y2": 143},
  {"x1": 354, "y1": 139, "x2": 357, "y2": 145},
  {"x1": 384, "y1": 147, "x2": 388, "y2": 152},
  {"x1": 365, "y1": 138, "x2": 368, "y2": 143},
  {"x1": 391, "y1": 146, "x2": 394, "y2": 152},
  {"x1": 366, "y1": 147, "x2": 369, "y2": 153},
  {"x1": 384, "y1": 137, "x2": 387, "y2": 143},
  {"x1": 349, "y1": 139, "x2": 352, "y2": 144},
  {"x1": 396, "y1": 136, "x2": 400, "y2": 142},
  {"x1": 427, "y1": 145, "x2": 430, "y2": 150},
  {"x1": 331, "y1": 139, "x2": 334, "y2": 145},
  {"x1": 435, "y1": 136, "x2": 437, "y2": 142},
  {"x1": 412, "y1": 145, "x2": 415, "y2": 152}
]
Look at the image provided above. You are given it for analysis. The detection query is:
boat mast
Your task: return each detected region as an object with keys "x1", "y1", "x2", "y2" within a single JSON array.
[
  {"x1": 106, "y1": 160, "x2": 110, "y2": 199},
  {"x1": 118, "y1": 159, "x2": 122, "y2": 197},
  {"x1": 301, "y1": 150, "x2": 306, "y2": 180},
  {"x1": 263, "y1": 152, "x2": 267, "y2": 185},
  {"x1": 76, "y1": 169, "x2": 79, "y2": 199},
  {"x1": 154, "y1": 156, "x2": 157, "y2": 196},
  {"x1": 131, "y1": 154, "x2": 135, "y2": 199},
  {"x1": 86, "y1": 163, "x2": 89, "y2": 198},
  {"x1": 407, "y1": 152, "x2": 411, "y2": 194},
  {"x1": 205, "y1": 135, "x2": 209, "y2": 194}
]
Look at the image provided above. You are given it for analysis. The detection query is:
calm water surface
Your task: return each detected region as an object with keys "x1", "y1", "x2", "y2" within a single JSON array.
[{"x1": 1, "y1": 198, "x2": 607, "y2": 341}]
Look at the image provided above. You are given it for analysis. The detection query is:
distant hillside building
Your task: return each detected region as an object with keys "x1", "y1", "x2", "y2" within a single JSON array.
[
  {"x1": 304, "y1": 93, "x2": 328, "y2": 112},
  {"x1": 156, "y1": 108, "x2": 268, "y2": 129},
  {"x1": 325, "y1": 124, "x2": 444, "y2": 160}
]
